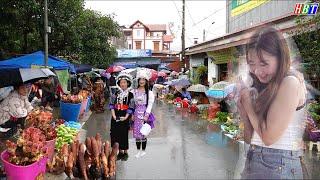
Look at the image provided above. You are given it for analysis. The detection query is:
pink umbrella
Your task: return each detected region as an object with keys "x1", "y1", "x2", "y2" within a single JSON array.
[
  {"x1": 106, "y1": 65, "x2": 125, "y2": 73},
  {"x1": 171, "y1": 71, "x2": 178, "y2": 76},
  {"x1": 158, "y1": 71, "x2": 167, "y2": 77},
  {"x1": 150, "y1": 69, "x2": 158, "y2": 81}
]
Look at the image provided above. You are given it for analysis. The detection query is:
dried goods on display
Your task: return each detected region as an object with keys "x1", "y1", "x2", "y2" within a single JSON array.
[
  {"x1": 61, "y1": 94, "x2": 83, "y2": 104},
  {"x1": 79, "y1": 90, "x2": 90, "y2": 99},
  {"x1": 25, "y1": 107, "x2": 57, "y2": 141},
  {"x1": 5, "y1": 127, "x2": 46, "y2": 166}
]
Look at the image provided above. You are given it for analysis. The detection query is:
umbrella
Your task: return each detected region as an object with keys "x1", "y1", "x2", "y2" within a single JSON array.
[
  {"x1": 160, "y1": 69, "x2": 171, "y2": 74},
  {"x1": 121, "y1": 68, "x2": 137, "y2": 78},
  {"x1": 187, "y1": 84, "x2": 208, "y2": 92},
  {"x1": 106, "y1": 65, "x2": 125, "y2": 73},
  {"x1": 85, "y1": 71, "x2": 101, "y2": 78},
  {"x1": 209, "y1": 81, "x2": 230, "y2": 90},
  {"x1": 149, "y1": 69, "x2": 158, "y2": 81},
  {"x1": 158, "y1": 71, "x2": 167, "y2": 77},
  {"x1": 170, "y1": 71, "x2": 178, "y2": 76},
  {"x1": 205, "y1": 89, "x2": 225, "y2": 99},
  {"x1": 0, "y1": 68, "x2": 55, "y2": 88},
  {"x1": 163, "y1": 80, "x2": 172, "y2": 85},
  {"x1": 171, "y1": 78, "x2": 190, "y2": 87},
  {"x1": 101, "y1": 72, "x2": 111, "y2": 79},
  {"x1": 205, "y1": 82, "x2": 235, "y2": 99}
]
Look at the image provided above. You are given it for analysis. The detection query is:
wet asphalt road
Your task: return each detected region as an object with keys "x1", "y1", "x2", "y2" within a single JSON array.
[{"x1": 82, "y1": 100, "x2": 240, "y2": 179}]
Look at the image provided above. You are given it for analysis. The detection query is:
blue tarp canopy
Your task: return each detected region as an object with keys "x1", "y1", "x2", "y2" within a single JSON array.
[
  {"x1": 72, "y1": 63, "x2": 93, "y2": 74},
  {"x1": 0, "y1": 51, "x2": 74, "y2": 72}
]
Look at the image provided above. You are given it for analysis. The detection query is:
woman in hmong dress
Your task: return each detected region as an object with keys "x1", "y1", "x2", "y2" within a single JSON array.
[
  {"x1": 109, "y1": 73, "x2": 134, "y2": 161},
  {"x1": 133, "y1": 69, "x2": 155, "y2": 158}
]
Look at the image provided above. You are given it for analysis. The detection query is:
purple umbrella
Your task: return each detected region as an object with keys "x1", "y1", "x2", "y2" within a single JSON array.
[
  {"x1": 101, "y1": 72, "x2": 111, "y2": 79},
  {"x1": 171, "y1": 78, "x2": 190, "y2": 87}
]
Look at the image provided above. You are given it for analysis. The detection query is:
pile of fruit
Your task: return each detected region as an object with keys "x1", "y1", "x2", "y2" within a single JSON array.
[
  {"x1": 55, "y1": 124, "x2": 79, "y2": 150},
  {"x1": 48, "y1": 133, "x2": 118, "y2": 179},
  {"x1": 6, "y1": 127, "x2": 46, "y2": 166},
  {"x1": 61, "y1": 94, "x2": 83, "y2": 104}
]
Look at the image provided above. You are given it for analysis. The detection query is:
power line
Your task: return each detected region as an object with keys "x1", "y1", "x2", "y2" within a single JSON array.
[
  {"x1": 172, "y1": 0, "x2": 194, "y2": 45},
  {"x1": 192, "y1": 7, "x2": 225, "y2": 27}
]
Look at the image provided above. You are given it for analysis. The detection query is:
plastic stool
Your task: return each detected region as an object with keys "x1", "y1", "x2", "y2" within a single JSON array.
[{"x1": 309, "y1": 141, "x2": 320, "y2": 152}]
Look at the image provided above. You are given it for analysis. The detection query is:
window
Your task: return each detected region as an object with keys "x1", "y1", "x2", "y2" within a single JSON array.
[
  {"x1": 129, "y1": 44, "x2": 132, "y2": 49},
  {"x1": 137, "y1": 30, "x2": 140, "y2": 37},
  {"x1": 153, "y1": 41, "x2": 160, "y2": 51},
  {"x1": 150, "y1": 32, "x2": 154, "y2": 37},
  {"x1": 135, "y1": 41, "x2": 141, "y2": 49},
  {"x1": 124, "y1": 31, "x2": 132, "y2": 37}
]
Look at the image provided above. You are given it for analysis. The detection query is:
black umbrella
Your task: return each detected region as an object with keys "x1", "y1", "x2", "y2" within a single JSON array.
[{"x1": 0, "y1": 68, "x2": 56, "y2": 88}]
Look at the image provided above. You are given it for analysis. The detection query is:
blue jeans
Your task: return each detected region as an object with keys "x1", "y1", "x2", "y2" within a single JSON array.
[{"x1": 241, "y1": 145, "x2": 303, "y2": 179}]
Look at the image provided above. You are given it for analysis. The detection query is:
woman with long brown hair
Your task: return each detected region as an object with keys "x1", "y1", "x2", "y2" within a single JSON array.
[{"x1": 238, "y1": 27, "x2": 307, "y2": 179}]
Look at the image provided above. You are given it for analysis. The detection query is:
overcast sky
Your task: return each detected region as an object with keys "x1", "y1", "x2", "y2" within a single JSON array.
[{"x1": 85, "y1": 0, "x2": 226, "y2": 51}]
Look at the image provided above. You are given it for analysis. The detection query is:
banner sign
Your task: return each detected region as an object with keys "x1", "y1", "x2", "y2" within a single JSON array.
[
  {"x1": 231, "y1": 0, "x2": 270, "y2": 17},
  {"x1": 117, "y1": 49, "x2": 152, "y2": 58},
  {"x1": 56, "y1": 70, "x2": 69, "y2": 93}
]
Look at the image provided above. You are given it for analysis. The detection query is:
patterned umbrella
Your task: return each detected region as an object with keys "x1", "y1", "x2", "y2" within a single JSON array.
[
  {"x1": 158, "y1": 71, "x2": 167, "y2": 77},
  {"x1": 106, "y1": 65, "x2": 125, "y2": 73},
  {"x1": 149, "y1": 69, "x2": 158, "y2": 81},
  {"x1": 187, "y1": 84, "x2": 208, "y2": 92}
]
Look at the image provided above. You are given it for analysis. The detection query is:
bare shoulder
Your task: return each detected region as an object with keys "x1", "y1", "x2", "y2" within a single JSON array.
[{"x1": 280, "y1": 76, "x2": 300, "y2": 90}]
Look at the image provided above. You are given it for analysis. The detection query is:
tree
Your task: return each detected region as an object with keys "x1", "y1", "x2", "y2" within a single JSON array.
[
  {"x1": 0, "y1": 0, "x2": 42, "y2": 59},
  {"x1": 291, "y1": 2, "x2": 320, "y2": 89},
  {"x1": 0, "y1": 0, "x2": 120, "y2": 68},
  {"x1": 76, "y1": 10, "x2": 120, "y2": 68}
]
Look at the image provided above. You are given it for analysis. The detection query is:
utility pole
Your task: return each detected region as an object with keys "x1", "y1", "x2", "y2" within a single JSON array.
[
  {"x1": 181, "y1": 0, "x2": 186, "y2": 71},
  {"x1": 44, "y1": 0, "x2": 48, "y2": 67},
  {"x1": 203, "y1": 29, "x2": 206, "y2": 42}
]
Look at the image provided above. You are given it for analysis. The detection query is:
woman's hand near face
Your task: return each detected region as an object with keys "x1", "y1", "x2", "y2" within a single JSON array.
[{"x1": 239, "y1": 88, "x2": 253, "y2": 112}]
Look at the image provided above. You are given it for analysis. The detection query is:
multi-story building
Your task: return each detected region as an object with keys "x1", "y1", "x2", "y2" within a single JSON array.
[
  {"x1": 123, "y1": 20, "x2": 173, "y2": 52},
  {"x1": 112, "y1": 20, "x2": 180, "y2": 71}
]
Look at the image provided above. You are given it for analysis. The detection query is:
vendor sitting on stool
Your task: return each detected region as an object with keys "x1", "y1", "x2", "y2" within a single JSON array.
[{"x1": 0, "y1": 84, "x2": 33, "y2": 138}]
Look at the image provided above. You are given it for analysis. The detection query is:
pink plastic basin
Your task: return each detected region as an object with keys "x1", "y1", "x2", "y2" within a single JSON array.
[{"x1": 1, "y1": 150, "x2": 47, "y2": 180}]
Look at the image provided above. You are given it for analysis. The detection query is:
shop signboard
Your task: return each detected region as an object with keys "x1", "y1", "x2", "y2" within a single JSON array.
[
  {"x1": 207, "y1": 48, "x2": 237, "y2": 65},
  {"x1": 117, "y1": 49, "x2": 152, "y2": 58},
  {"x1": 231, "y1": 0, "x2": 270, "y2": 17}
]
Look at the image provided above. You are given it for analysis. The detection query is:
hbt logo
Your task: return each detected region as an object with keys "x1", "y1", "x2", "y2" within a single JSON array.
[{"x1": 294, "y1": 3, "x2": 319, "y2": 15}]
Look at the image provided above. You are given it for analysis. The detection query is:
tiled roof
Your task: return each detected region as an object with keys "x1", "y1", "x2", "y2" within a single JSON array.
[{"x1": 146, "y1": 24, "x2": 166, "y2": 32}]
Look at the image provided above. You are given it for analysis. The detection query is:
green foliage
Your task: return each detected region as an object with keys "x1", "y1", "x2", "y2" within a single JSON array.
[
  {"x1": 193, "y1": 65, "x2": 208, "y2": 85},
  {"x1": 166, "y1": 94, "x2": 175, "y2": 101},
  {"x1": 0, "y1": 0, "x2": 120, "y2": 68},
  {"x1": 308, "y1": 101, "x2": 320, "y2": 123},
  {"x1": 292, "y1": 11, "x2": 320, "y2": 88},
  {"x1": 215, "y1": 111, "x2": 229, "y2": 124}
]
